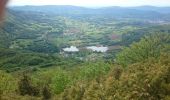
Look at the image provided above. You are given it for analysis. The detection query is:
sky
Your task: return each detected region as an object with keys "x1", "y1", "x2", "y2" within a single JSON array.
[{"x1": 9, "y1": 0, "x2": 170, "y2": 7}]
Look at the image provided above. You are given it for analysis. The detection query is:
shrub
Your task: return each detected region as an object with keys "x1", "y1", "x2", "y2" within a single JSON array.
[
  {"x1": 42, "y1": 85, "x2": 52, "y2": 100},
  {"x1": 18, "y1": 74, "x2": 40, "y2": 96},
  {"x1": 51, "y1": 69, "x2": 71, "y2": 94}
]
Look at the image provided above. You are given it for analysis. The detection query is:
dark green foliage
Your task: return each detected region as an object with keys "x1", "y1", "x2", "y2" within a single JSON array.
[
  {"x1": 121, "y1": 25, "x2": 170, "y2": 46},
  {"x1": 113, "y1": 66, "x2": 122, "y2": 80},
  {"x1": 27, "y1": 57, "x2": 45, "y2": 66},
  {"x1": 0, "y1": 49, "x2": 54, "y2": 70},
  {"x1": 18, "y1": 74, "x2": 40, "y2": 96},
  {"x1": 26, "y1": 41, "x2": 59, "y2": 53},
  {"x1": 0, "y1": 29, "x2": 11, "y2": 48},
  {"x1": 116, "y1": 33, "x2": 170, "y2": 67},
  {"x1": 0, "y1": 48, "x2": 81, "y2": 71},
  {"x1": 42, "y1": 85, "x2": 52, "y2": 100}
]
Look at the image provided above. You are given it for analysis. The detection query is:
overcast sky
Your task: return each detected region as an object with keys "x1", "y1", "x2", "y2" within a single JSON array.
[{"x1": 9, "y1": 0, "x2": 170, "y2": 7}]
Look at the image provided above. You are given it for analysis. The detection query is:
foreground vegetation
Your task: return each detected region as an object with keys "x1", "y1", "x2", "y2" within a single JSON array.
[{"x1": 0, "y1": 33, "x2": 169, "y2": 100}]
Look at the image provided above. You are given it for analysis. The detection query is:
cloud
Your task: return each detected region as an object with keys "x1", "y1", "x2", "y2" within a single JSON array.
[{"x1": 9, "y1": 0, "x2": 170, "y2": 7}]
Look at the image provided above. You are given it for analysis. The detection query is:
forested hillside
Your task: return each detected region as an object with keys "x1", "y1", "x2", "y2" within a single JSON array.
[
  {"x1": 0, "y1": 6, "x2": 169, "y2": 100},
  {"x1": 59, "y1": 33, "x2": 170, "y2": 100}
]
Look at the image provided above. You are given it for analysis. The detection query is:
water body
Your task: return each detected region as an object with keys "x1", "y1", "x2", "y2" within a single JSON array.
[
  {"x1": 86, "y1": 46, "x2": 108, "y2": 52},
  {"x1": 63, "y1": 46, "x2": 79, "y2": 52}
]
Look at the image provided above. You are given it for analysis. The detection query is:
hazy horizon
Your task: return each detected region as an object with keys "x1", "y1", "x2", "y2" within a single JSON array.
[{"x1": 9, "y1": 0, "x2": 170, "y2": 7}]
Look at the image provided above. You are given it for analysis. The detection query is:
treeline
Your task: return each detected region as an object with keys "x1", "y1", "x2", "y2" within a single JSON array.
[{"x1": 0, "y1": 48, "x2": 82, "y2": 72}]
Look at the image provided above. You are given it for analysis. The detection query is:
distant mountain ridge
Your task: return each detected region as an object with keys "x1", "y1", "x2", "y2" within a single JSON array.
[
  {"x1": 10, "y1": 5, "x2": 170, "y2": 14},
  {"x1": 128, "y1": 6, "x2": 170, "y2": 13}
]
